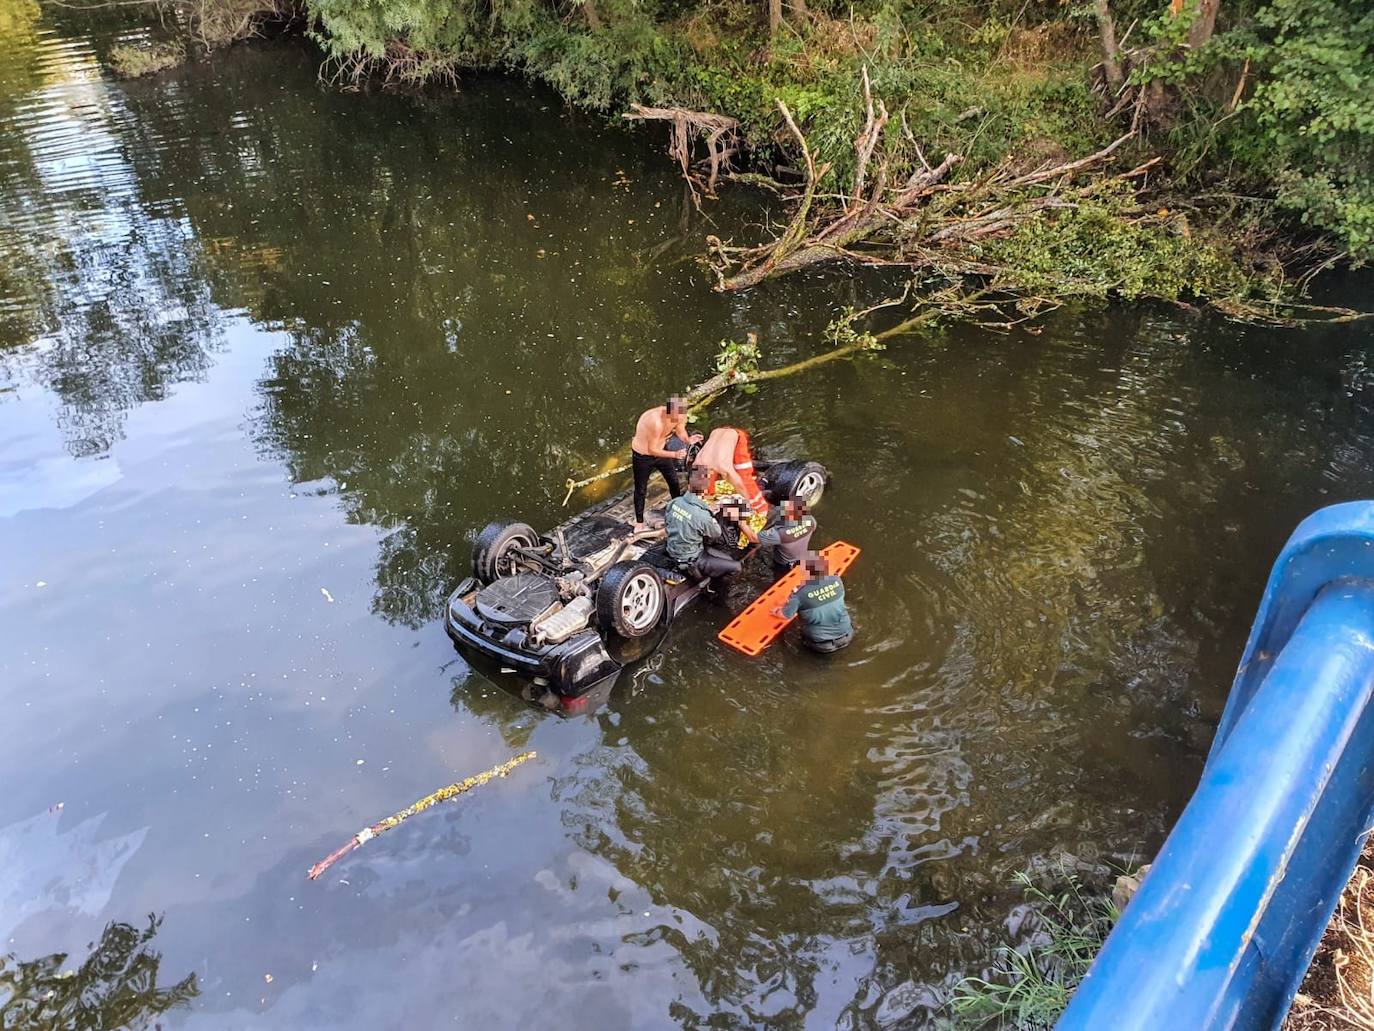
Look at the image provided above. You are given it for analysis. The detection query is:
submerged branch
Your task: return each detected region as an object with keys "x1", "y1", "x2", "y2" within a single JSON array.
[
  {"x1": 696, "y1": 73, "x2": 1365, "y2": 324},
  {"x1": 307, "y1": 752, "x2": 537, "y2": 880},
  {"x1": 623, "y1": 105, "x2": 741, "y2": 198},
  {"x1": 1210, "y1": 299, "x2": 1374, "y2": 326},
  {"x1": 561, "y1": 281, "x2": 1038, "y2": 503}
]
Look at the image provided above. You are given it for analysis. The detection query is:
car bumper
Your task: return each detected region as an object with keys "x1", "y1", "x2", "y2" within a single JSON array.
[{"x1": 445, "y1": 582, "x2": 620, "y2": 696}]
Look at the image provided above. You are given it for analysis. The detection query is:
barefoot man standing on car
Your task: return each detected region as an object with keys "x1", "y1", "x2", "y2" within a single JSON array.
[
  {"x1": 694, "y1": 425, "x2": 769, "y2": 516},
  {"x1": 631, "y1": 395, "x2": 702, "y2": 530}
]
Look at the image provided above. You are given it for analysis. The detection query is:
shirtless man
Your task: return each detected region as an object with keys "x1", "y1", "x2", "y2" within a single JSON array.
[
  {"x1": 630, "y1": 395, "x2": 702, "y2": 529},
  {"x1": 694, "y1": 425, "x2": 768, "y2": 516}
]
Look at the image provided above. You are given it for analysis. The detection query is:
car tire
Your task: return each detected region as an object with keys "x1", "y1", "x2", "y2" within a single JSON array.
[
  {"x1": 765, "y1": 461, "x2": 828, "y2": 507},
  {"x1": 472, "y1": 520, "x2": 540, "y2": 583},
  {"x1": 597, "y1": 562, "x2": 665, "y2": 639}
]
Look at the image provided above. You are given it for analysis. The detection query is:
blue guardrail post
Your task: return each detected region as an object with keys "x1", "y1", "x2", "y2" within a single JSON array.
[{"x1": 1059, "y1": 501, "x2": 1374, "y2": 1030}]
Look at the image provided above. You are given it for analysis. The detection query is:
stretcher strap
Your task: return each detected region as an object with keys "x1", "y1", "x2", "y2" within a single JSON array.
[{"x1": 717, "y1": 541, "x2": 860, "y2": 657}]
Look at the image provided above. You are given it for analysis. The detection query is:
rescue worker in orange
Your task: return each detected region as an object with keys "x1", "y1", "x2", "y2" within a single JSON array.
[{"x1": 693, "y1": 426, "x2": 769, "y2": 516}]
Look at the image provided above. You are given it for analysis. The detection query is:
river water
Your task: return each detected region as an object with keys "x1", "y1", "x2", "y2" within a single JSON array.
[{"x1": 3, "y1": 7, "x2": 1374, "y2": 1028}]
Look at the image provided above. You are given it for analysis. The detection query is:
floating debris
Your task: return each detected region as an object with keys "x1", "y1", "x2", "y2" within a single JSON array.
[{"x1": 307, "y1": 751, "x2": 537, "y2": 880}]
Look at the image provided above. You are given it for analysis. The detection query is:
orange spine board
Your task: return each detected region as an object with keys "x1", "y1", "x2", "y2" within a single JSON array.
[{"x1": 716, "y1": 541, "x2": 860, "y2": 657}]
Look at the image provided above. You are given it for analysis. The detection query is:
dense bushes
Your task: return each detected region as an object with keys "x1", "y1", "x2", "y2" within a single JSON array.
[
  {"x1": 1232, "y1": 0, "x2": 1374, "y2": 260},
  {"x1": 301, "y1": 0, "x2": 1110, "y2": 181},
  {"x1": 1125, "y1": 0, "x2": 1374, "y2": 262},
  {"x1": 288, "y1": 0, "x2": 1370, "y2": 298}
]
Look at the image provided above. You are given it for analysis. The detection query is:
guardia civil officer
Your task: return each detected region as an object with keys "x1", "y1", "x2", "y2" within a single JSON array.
[
  {"x1": 772, "y1": 551, "x2": 854, "y2": 653},
  {"x1": 751, "y1": 496, "x2": 817, "y2": 570},
  {"x1": 665, "y1": 465, "x2": 745, "y2": 580}
]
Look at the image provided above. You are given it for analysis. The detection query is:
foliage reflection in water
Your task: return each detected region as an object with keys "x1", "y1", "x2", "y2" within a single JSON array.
[
  {"x1": 3, "y1": 12, "x2": 1374, "y2": 1029},
  {"x1": 0, "y1": 916, "x2": 198, "y2": 1031}
]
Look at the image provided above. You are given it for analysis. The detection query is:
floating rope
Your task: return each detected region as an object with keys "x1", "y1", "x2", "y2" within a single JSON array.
[
  {"x1": 563, "y1": 460, "x2": 631, "y2": 505},
  {"x1": 307, "y1": 751, "x2": 537, "y2": 880}
]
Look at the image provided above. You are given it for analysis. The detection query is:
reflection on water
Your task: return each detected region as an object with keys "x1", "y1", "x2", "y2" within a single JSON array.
[
  {"x1": 0, "y1": 809, "x2": 147, "y2": 936},
  {"x1": 3, "y1": 9, "x2": 1374, "y2": 1028},
  {"x1": 0, "y1": 5, "x2": 224, "y2": 456},
  {"x1": 0, "y1": 914, "x2": 198, "y2": 1030}
]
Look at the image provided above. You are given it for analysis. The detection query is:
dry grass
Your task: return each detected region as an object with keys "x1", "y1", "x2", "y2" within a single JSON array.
[
  {"x1": 1287, "y1": 844, "x2": 1374, "y2": 1030},
  {"x1": 1000, "y1": 21, "x2": 1090, "y2": 70}
]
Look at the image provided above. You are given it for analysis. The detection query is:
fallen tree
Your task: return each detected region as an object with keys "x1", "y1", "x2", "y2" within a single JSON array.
[
  {"x1": 563, "y1": 71, "x2": 1372, "y2": 504},
  {"x1": 560, "y1": 283, "x2": 1047, "y2": 503},
  {"x1": 706, "y1": 69, "x2": 1149, "y2": 295}
]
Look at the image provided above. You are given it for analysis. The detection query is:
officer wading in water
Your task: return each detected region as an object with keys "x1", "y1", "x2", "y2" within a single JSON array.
[{"x1": 773, "y1": 552, "x2": 854, "y2": 653}]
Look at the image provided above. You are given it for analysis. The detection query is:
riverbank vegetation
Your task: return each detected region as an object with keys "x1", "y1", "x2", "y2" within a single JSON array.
[
  {"x1": 108, "y1": 38, "x2": 184, "y2": 75},
  {"x1": 949, "y1": 864, "x2": 1119, "y2": 1028},
  {"x1": 108, "y1": 0, "x2": 1371, "y2": 318},
  {"x1": 949, "y1": 846, "x2": 1374, "y2": 1028},
  {"x1": 299, "y1": 0, "x2": 1370, "y2": 318}
]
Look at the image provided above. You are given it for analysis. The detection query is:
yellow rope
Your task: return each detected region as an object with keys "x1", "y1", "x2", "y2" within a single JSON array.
[{"x1": 563, "y1": 462, "x2": 631, "y2": 505}]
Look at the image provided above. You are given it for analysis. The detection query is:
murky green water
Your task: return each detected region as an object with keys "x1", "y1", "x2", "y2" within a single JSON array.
[{"x1": 4, "y1": 8, "x2": 1374, "y2": 1027}]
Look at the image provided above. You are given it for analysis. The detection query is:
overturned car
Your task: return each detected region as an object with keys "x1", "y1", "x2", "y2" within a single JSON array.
[{"x1": 445, "y1": 458, "x2": 827, "y2": 697}]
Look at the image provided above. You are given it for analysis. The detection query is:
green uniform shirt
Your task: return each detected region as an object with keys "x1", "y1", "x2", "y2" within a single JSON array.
[
  {"x1": 781, "y1": 574, "x2": 853, "y2": 644},
  {"x1": 665, "y1": 492, "x2": 722, "y2": 564},
  {"x1": 757, "y1": 514, "x2": 817, "y2": 564}
]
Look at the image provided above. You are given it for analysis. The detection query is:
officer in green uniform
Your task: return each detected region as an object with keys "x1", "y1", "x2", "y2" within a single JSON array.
[
  {"x1": 774, "y1": 552, "x2": 854, "y2": 653},
  {"x1": 754, "y1": 498, "x2": 817, "y2": 569},
  {"x1": 665, "y1": 466, "x2": 744, "y2": 579}
]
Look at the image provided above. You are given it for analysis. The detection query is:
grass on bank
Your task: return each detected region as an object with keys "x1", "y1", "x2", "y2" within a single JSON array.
[
  {"x1": 953, "y1": 845, "x2": 1374, "y2": 1030},
  {"x1": 949, "y1": 866, "x2": 1119, "y2": 1030}
]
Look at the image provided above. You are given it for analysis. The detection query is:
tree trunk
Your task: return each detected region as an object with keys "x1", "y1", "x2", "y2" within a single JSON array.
[
  {"x1": 767, "y1": 0, "x2": 781, "y2": 36},
  {"x1": 582, "y1": 0, "x2": 603, "y2": 30},
  {"x1": 1187, "y1": 0, "x2": 1220, "y2": 49},
  {"x1": 1093, "y1": 0, "x2": 1124, "y2": 90}
]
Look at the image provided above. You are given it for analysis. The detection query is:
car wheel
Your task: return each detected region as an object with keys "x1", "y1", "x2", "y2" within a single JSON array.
[
  {"x1": 766, "y1": 461, "x2": 828, "y2": 507},
  {"x1": 472, "y1": 520, "x2": 540, "y2": 583},
  {"x1": 597, "y1": 562, "x2": 665, "y2": 639}
]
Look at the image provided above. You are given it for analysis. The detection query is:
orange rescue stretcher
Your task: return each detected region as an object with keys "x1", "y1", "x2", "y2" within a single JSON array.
[{"x1": 717, "y1": 541, "x2": 861, "y2": 657}]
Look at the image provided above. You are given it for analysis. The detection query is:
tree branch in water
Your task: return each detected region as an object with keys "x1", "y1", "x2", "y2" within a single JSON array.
[
  {"x1": 560, "y1": 285, "x2": 1049, "y2": 503},
  {"x1": 622, "y1": 106, "x2": 741, "y2": 199}
]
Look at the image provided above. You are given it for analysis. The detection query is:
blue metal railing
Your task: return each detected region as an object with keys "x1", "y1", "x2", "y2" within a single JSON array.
[{"x1": 1059, "y1": 502, "x2": 1374, "y2": 1030}]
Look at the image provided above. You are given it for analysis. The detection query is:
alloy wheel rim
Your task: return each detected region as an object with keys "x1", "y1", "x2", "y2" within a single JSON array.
[
  {"x1": 621, "y1": 573, "x2": 662, "y2": 630},
  {"x1": 794, "y1": 471, "x2": 825, "y2": 505}
]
